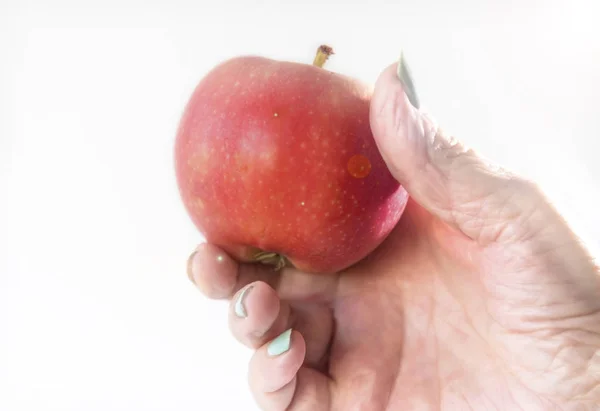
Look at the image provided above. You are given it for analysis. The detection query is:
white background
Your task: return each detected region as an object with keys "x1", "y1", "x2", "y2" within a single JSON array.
[{"x1": 1, "y1": 0, "x2": 599, "y2": 410}]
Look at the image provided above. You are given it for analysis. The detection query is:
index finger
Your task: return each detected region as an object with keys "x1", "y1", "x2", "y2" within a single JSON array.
[{"x1": 187, "y1": 243, "x2": 340, "y2": 303}]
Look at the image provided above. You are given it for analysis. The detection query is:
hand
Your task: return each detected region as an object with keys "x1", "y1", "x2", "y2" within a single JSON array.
[{"x1": 187, "y1": 56, "x2": 600, "y2": 410}]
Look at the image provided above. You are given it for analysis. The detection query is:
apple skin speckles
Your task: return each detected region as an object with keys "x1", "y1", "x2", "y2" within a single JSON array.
[{"x1": 174, "y1": 54, "x2": 408, "y2": 274}]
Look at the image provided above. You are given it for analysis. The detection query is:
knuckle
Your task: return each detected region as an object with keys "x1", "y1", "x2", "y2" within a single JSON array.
[
  {"x1": 442, "y1": 156, "x2": 552, "y2": 245},
  {"x1": 482, "y1": 176, "x2": 551, "y2": 245},
  {"x1": 426, "y1": 126, "x2": 470, "y2": 171}
]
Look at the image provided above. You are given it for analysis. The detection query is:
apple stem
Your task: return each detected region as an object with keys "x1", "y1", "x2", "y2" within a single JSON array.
[
  {"x1": 254, "y1": 251, "x2": 288, "y2": 271},
  {"x1": 312, "y1": 45, "x2": 334, "y2": 68}
]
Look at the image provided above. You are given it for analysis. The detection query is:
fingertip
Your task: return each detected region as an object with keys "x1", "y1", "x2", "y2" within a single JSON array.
[
  {"x1": 370, "y1": 65, "x2": 422, "y2": 186},
  {"x1": 187, "y1": 243, "x2": 238, "y2": 299},
  {"x1": 249, "y1": 333, "x2": 332, "y2": 411},
  {"x1": 370, "y1": 59, "x2": 446, "y2": 200},
  {"x1": 228, "y1": 281, "x2": 283, "y2": 347},
  {"x1": 374, "y1": 61, "x2": 402, "y2": 90},
  {"x1": 372, "y1": 62, "x2": 411, "y2": 113},
  {"x1": 249, "y1": 329, "x2": 306, "y2": 394},
  {"x1": 373, "y1": 55, "x2": 420, "y2": 110}
]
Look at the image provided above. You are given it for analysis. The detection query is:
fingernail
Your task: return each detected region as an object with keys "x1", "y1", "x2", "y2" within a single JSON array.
[
  {"x1": 397, "y1": 51, "x2": 420, "y2": 109},
  {"x1": 234, "y1": 285, "x2": 253, "y2": 318},
  {"x1": 267, "y1": 329, "x2": 292, "y2": 357},
  {"x1": 187, "y1": 249, "x2": 198, "y2": 284}
]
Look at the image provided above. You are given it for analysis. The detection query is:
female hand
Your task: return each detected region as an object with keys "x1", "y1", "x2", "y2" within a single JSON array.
[{"x1": 187, "y1": 56, "x2": 600, "y2": 410}]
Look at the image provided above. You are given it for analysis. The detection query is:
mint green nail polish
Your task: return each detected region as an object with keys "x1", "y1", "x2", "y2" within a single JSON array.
[
  {"x1": 267, "y1": 329, "x2": 292, "y2": 356},
  {"x1": 234, "y1": 285, "x2": 253, "y2": 318},
  {"x1": 397, "y1": 51, "x2": 420, "y2": 109}
]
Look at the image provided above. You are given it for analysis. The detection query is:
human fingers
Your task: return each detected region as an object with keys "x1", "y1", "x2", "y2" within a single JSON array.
[
  {"x1": 228, "y1": 281, "x2": 333, "y2": 369},
  {"x1": 187, "y1": 242, "x2": 339, "y2": 303},
  {"x1": 248, "y1": 330, "x2": 332, "y2": 411}
]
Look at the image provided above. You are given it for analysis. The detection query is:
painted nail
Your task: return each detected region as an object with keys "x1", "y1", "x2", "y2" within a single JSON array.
[
  {"x1": 397, "y1": 51, "x2": 420, "y2": 109},
  {"x1": 187, "y1": 249, "x2": 198, "y2": 284},
  {"x1": 267, "y1": 329, "x2": 292, "y2": 357},
  {"x1": 234, "y1": 285, "x2": 253, "y2": 318}
]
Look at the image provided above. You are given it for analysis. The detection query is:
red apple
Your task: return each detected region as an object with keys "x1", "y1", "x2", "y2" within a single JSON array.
[{"x1": 174, "y1": 46, "x2": 408, "y2": 274}]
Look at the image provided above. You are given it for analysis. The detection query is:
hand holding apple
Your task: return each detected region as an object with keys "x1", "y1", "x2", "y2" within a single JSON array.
[{"x1": 184, "y1": 54, "x2": 600, "y2": 411}]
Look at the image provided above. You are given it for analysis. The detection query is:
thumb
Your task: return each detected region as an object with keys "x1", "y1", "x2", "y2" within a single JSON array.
[{"x1": 369, "y1": 54, "x2": 542, "y2": 245}]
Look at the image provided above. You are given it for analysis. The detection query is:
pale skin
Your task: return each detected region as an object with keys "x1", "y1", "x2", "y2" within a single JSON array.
[{"x1": 187, "y1": 61, "x2": 600, "y2": 410}]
